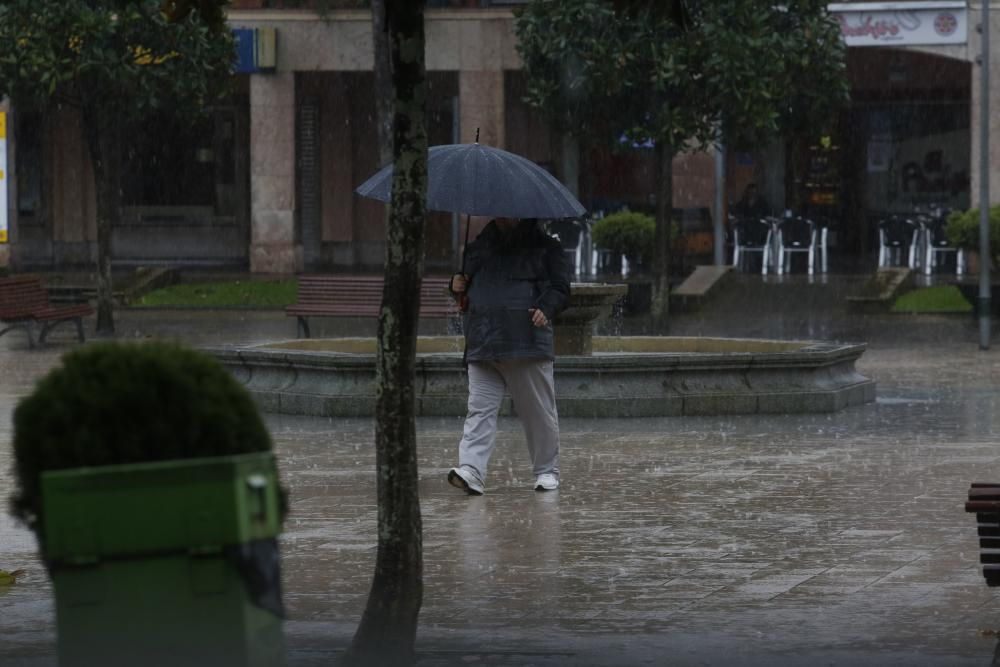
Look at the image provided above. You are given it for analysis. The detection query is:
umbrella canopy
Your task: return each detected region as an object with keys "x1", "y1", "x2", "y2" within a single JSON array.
[{"x1": 355, "y1": 143, "x2": 586, "y2": 219}]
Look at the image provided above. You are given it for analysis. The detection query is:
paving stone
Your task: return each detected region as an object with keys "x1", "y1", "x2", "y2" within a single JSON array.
[{"x1": 0, "y1": 284, "x2": 999, "y2": 665}]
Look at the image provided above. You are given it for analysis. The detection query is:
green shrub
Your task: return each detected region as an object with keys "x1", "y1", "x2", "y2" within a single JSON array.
[
  {"x1": 946, "y1": 206, "x2": 1000, "y2": 264},
  {"x1": 591, "y1": 210, "x2": 656, "y2": 265},
  {"x1": 10, "y1": 342, "x2": 278, "y2": 537},
  {"x1": 134, "y1": 280, "x2": 297, "y2": 308},
  {"x1": 891, "y1": 285, "x2": 972, "y2": 313}
]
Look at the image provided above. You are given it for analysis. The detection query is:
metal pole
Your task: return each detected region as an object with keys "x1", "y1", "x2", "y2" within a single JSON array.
[
  {"x1": 714, "y1": 141, "x2": 726, "y2": 265},
  {"x1": 980, "y1": 0, "x2": 992, "y2": 350}
]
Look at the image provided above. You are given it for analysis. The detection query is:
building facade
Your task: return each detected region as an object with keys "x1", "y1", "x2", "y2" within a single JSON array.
[{"x1": 0, "y1": 1, "x2": 995, "y2": 273}]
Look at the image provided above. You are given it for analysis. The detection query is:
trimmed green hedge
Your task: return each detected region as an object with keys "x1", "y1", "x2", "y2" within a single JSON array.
[
  {"x1": 946, "y1": 207, "x2": 1000, "y2": 265},
  {"x1": 591, "y1": 210, "x2": 656, "y2": 266},
  {"x1": 10, "y1": 342, "x2": 278, "y2": 537}
]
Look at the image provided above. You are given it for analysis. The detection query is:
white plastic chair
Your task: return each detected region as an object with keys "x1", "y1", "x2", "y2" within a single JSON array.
[
  {"x1": 923, "y1": 216, "x2": 964, "y2": 275},
  {"x1": 731, "y1": 216, "x2": 772, "y2": 275},
  {"x1": 814, "y1": 220, "x2": 830, "y2": 273},
  {"x1": 878, "y1": 216, "x2": 920, "y2": 270},
  {"x1": 777, "y1": 216, "x2": 817, "y2": 275}
]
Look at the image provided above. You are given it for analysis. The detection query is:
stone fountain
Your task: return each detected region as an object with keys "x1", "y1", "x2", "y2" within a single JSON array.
[
  {"x1": 553, "y1": 282, "x2": 628, "y2": 355},
  {"x1": 209, "y1": 283, "x2": 875, "y2": 418}
]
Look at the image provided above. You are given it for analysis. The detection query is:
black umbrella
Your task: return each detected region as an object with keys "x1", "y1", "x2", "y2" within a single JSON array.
[
  {"x1": 356, "y1": 138, "x2": 585, "y2": 308},
  {"x1": 355, "y1": 141, "x2": 586, "y2": 220}
]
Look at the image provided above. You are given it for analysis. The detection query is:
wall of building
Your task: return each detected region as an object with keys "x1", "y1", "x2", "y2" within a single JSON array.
[
  {"x1": 228, "y1": 9, "x2": 524, "y2": 272},
  {"x1": 29, "y1": 6, "x2": 999, "y2": 273}
]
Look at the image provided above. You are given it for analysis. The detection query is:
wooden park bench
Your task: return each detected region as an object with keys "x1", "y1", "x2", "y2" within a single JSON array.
[
  {"x1": 0, "y1": 275, "x2": 94, "y2": 349},
  {"x1": 286, "y1": 275, "x2": 458, "y2": 338},
  {"x1": 965, "y1": 484, "x2": 1000, "y2": 586}
]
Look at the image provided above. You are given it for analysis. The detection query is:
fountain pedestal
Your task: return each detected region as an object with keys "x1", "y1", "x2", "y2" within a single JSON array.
[{"x1": 553, "y1": 283, "x2": 629, "y2": 355}]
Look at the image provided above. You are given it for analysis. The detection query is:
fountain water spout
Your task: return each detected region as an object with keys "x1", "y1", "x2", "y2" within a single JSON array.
[{"x1": 554, "y1": 283, "x2": 629, "y2": 355}]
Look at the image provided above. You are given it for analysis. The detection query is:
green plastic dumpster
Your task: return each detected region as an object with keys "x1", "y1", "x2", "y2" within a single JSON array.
[{"x1": 41, "y1": 452, "x2": 286, "y2": 667}]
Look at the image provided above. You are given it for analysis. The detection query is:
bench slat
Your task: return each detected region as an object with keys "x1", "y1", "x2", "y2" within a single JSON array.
[
  {"x1": 966, "y1": 483, "x2": 1000, "y2": 586},
  {"x1": 969, "y1": 487, "x2": 1000, "y2": 500},
  {"x1": 286, "y1": 275, "x2": 458, "y2": 338},
  {"x1": 0, "y1": 276, "x2": 94, "y2": 347},
  {"x1": 966, "y1": 501, "x2": 1000, "y2": 513}
]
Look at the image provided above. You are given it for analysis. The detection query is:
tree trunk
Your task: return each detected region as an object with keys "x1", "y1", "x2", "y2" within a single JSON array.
[
  {"x1": 82, "y1": 110, "x2": 121, "y2": 336},
  {"x1": 371, "y1": 0, "x2": 393, "y2": 168},
  {"x1": 343, "y1": 2, "x2": 426, "y2": 666},
  {"x1": 561, "y1": 132, "x2": 579, "y2": 198},
  {"x1": 650, "y1": 141, "x2": 674, "y2": 323}
]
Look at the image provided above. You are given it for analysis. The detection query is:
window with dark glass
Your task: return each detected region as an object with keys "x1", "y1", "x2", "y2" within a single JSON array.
[
  {"x1": 122, "y1": 109, "x2": 238, "y2": 216},
  {"x1": 15, "y1": 112, "x2": 43, "y2": 220}
]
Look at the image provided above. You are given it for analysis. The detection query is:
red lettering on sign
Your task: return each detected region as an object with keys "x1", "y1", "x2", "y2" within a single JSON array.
[{"x1": 839, "y1": 15, "x2": 902, "y2": 40}]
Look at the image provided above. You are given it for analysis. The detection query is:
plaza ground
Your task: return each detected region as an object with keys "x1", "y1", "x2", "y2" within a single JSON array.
[{"x1": 1, "y1": 273, "x2": 999, "y2": 666}]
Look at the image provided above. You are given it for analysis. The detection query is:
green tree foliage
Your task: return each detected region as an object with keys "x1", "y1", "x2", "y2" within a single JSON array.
[
  {"x1": 10, "y1": 342, "x2": 274, "y2": 537},
  {"x1": 0, "y1": 1, "x2": 235, "y2": 334},
  {"x1": 517, "y1": 0, "x2": 847, "y2": 150},
  {"x1": 0, "y1": 0, "x2": 234, "y2": 146},
  {"x1": 161, "y1": 0, "x2": 229, "y2": 28},
  {"x1": 515, "y1": 0, "x2": 849, "y2": 308}
]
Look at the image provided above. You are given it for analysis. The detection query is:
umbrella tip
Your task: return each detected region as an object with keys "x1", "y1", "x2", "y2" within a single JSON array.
[{"x1": 475, "y1": 127, "x2": 480, "y2": 144}]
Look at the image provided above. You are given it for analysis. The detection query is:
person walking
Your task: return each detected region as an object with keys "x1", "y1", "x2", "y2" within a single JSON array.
[{"x1": 447, "y1": 217, "x2": 571, "y2": 495}]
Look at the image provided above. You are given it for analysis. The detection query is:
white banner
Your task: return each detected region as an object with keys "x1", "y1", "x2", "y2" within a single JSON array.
[{"x1": 828, "y1": 3, "x2": 967, "y2": 47}]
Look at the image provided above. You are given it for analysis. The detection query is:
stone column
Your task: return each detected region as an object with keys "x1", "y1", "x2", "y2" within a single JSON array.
[
  {"x1": 250, "y1": 72, "x2": 300, "y2": 273},
  {"x1": 459, "y1": 70, "x2": 504, "y2": 147}
]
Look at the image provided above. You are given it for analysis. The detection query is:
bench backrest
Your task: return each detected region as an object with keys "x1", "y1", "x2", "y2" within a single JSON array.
[
  {"x1": 294, "y1": 275, "x2": 456, "y2": 313},
  {"x1": 0, "y1": 276, "x2": 50, "y2": 317}
]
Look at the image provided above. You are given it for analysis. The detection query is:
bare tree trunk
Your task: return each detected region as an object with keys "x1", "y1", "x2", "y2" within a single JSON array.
[
  {"x1": 82, "y1": 110, "x2": 121, "y2": 336},
  {"x1": 343, "y1": 2, "x2": 426, "y2": 666},
  {"x1": 650, "y1": 141, "x2": 674, "y2": 323},
  {"x1": 371, "y1": 0, "x2": 393, "y2": 168}
]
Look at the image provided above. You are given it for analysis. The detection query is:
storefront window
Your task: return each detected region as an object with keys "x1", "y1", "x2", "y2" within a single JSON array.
[
  {"x1": 122, "y1": 109, "x2": 239, "y2": 216},
  {"x1": 15, "y1": 112, "x2": 42, "y2": 220},
  {"x1": 864, "y1": 101, "x2": 970, "y2": 214}
]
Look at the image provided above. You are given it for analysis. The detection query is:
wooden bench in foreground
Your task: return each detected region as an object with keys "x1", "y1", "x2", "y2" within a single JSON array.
[
  {"x1": 286, "y1": 275, "x2": 458, "y2": 338},
  {"x1": 965, "y1": 484, "x2": 1000, "y2": 586},
  {"x1": 0, "y1": 275, "x2": 94, "y2": 348}
]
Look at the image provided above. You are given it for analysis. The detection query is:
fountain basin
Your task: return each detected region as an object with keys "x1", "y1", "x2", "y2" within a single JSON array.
[{"x1": 209, "y1": 336, "x2": 875, "y2": 418}]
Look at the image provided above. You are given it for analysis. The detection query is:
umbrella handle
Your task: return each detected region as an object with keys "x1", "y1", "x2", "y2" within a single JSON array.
[
  {"x1": 460, "y1": 213, "x2": 471, "y2": 275},
  {"x1": 458, "y1": 213, "x2": 471, "y2": 313}
]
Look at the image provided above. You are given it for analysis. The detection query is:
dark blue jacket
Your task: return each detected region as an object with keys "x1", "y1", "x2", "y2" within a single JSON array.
[{"x1": 462, "y1": 221, "x2": 571, "y2": 362}]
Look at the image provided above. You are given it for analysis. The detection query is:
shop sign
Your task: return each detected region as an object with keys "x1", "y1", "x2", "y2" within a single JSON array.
[
  {"x1": 233, "y1": 27, "x2": 277, "y2": 73},
  {"x1": 828, "y1": 2, "x2": 967, "y2": 47},
  {"x1": 0, "y1": 113, "x2": 7, "y2": 244}
]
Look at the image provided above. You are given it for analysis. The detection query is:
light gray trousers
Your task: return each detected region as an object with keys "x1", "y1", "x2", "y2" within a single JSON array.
[{"x1": 457, "y1": 359, "x2": 560, "y2": 484}]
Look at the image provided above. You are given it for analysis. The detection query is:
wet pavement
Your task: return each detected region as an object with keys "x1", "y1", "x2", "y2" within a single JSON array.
[{"x1": 2, "y1": 274, "x2": 1000, "y2": 666}]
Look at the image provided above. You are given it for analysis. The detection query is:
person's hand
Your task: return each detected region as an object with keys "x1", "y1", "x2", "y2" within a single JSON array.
[
  {"x1": 450, "y1": 274, "x2": 468, "y2": 293},
  {"x1": 529, "y1": 308, "x2": 549, "y2": 328}
]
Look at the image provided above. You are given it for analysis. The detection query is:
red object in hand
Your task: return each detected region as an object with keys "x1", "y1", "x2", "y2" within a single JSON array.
[{"x1": 451, "y1": 274, "x2": 469, "y2": 312}]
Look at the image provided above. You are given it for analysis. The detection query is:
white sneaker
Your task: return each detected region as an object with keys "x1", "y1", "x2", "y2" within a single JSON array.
[
  {"x1": 448, "y1": 467, "x2": 484, "y2": 496},
  {"x1": 534, "y1": 473, "x2": 559, "y2": 491}
]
